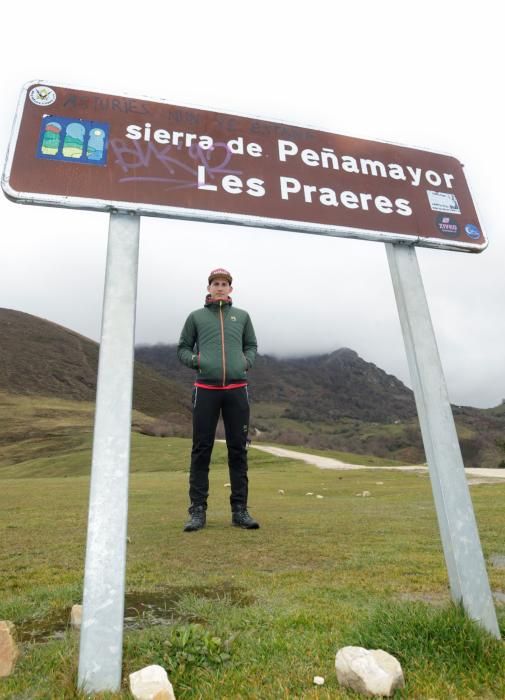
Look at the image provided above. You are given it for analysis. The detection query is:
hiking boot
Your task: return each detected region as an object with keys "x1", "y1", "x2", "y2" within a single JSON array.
[
  {"x1": 232, "y1": 506, "x2": 260, "y2": 529},
  {"x1": 183, "y1": 505, "x2": 206, "y2": 532}
]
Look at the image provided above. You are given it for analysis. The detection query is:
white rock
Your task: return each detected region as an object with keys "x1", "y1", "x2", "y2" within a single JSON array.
[
  {"x1": 224, "y1": 483, "x2": 231, "y2": 487},
  {"x1": 0, "y1": 621, "x2": 19, "y2": 678},
  {"x1": 129, "y1": 664, "x2": 176, "y2": 700},
  {"x1": 278, "y1": 489, "x2": 285, "y2": 494},
  {"x1": 70, "y1": 604, "x2": 83, "y2": 628},
  {"x1": 335, "y1": 646, "x2": 404, "y2": 697},
  {"x1": 313, "y1": 675, "x2": 325, "y2": 685},
  {"x1": 375, "y1": 482, "x2": 384, "y2": 485},
  {"x1": 305, "y1": 492, "x2": 314, "y2": 496},
  {"x1": 362, "y1": 491, "x2": 371, "y2": 497},
  {"x1": 316, "y1": 495, "x2": 324, "y2": 499}
]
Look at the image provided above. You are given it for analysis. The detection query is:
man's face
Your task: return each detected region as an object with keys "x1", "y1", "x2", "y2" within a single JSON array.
[{"x1": 208, "y1": 277, "x2": 232, "y2": 300}]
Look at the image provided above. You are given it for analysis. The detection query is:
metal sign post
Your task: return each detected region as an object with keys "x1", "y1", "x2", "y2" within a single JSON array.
[
  {"x1": 78, "y1": 212, "x2": 140, "y2": 692},
  {"x1": 386, "y1": 242, "x2": 500, "y2": 639}
]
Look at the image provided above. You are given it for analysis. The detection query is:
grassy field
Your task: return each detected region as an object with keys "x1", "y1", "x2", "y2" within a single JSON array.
[
  {"x1": 0, "y1": 392, "x2": 162, "y2": 471},
  {"x1": 270, "y1": 443, "x2": 417, "y2": 467},
  {"x1": 1, "y1": 436, "x2": 505, "y2": 698}
]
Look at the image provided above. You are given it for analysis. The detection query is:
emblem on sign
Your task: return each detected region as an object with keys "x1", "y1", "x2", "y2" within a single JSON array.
[
  {"x1": 464, "y1": 224, "x2": 481, "y2": 240},
  {"x1": 29, "y1": 86, "x2": 56, "y2": 106},
  {"x1": 436, "y1": 214, "x2": 459, "y2": 236}
]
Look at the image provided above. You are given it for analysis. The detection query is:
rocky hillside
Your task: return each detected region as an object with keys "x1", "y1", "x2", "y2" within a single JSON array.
[
  {"x1": 136, "y1": 343, "x2": 505, "y2": 469},
  {"x1": 135, "y1": 344, "x2": 417, "y2": 423}
]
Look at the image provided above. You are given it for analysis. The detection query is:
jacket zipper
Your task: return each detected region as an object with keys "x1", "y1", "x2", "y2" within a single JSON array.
[{"x1": 219, "y1": 301, "x2": 226, "y2": 386}]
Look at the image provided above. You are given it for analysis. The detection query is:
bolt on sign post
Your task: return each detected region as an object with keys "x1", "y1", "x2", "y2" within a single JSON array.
[{"x1": 1, "y1": 81, "x2": 498, "y2": 689}]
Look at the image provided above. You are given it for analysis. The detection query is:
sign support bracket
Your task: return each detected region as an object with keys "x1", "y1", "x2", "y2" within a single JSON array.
[
  {"x1": 386, "y1": 242, "x2": 500, "y2": 639},
  {"x1": 78, "y1": 212, "x2": 140, "y2": 692}
]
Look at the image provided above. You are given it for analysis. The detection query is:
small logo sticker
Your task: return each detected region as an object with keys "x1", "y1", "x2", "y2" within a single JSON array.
[
  {"x1": 29, "y1": 85, "x2": 56, "y2": 106},
  {"x1": 436, "y1": 215, "x2": 459, "y2": 236},
  {"x1": 464, "y1": 224, "x2": 481, "y2": 240},
  {"x1": 427, "y1": 190, "x2": 461, "y2": 214},
  {"x1": 37, "y1": 115, "x2": 109, "y2": 166}
]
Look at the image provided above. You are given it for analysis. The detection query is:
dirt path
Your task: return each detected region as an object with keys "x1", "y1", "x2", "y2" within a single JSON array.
[{"x1": 249, "y1": 444, "x2": 505, "y2": 483}]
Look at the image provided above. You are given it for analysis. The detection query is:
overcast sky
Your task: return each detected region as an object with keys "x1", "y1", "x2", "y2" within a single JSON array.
[{"x1": 1, "y1": 1, "x2": 503, "y2": 409}]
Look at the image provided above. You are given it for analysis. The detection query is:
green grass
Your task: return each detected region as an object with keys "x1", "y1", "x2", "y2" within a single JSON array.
[
  {"x1": 1, "y1": 437, "x2": 505, "y2": 698},
  {"x1": 344, "y1": 601, "x2": 505, "y2": 698},
  {"x1": 0, "y1": 392, "x2": 160, "y2": 472}
]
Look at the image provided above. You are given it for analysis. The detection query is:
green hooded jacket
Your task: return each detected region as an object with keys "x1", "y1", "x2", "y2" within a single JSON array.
[{"x1": 177, "y1": 298, "x2": 257, "y2": 385}]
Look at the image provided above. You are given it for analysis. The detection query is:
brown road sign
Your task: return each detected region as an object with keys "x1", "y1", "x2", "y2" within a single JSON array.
[{"x1": 2, "y1": 81, "x2": 486, "y2": 252}]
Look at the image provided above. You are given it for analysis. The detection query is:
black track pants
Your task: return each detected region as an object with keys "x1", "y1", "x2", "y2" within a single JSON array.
[{"x1": 189, "y1": 386, "x2": 250, "y2": 510}]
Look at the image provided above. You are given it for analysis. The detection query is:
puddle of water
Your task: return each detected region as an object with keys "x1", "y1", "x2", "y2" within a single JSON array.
[
  {"x1": 17, "y1": 609, "x2": 70, "y2": 643},
  {"x1": 16, "y1": 584, "x2": 253, "y2": 643},
  {"x1": 124, "y1": 592, "x2": 177, "y2": 631}
]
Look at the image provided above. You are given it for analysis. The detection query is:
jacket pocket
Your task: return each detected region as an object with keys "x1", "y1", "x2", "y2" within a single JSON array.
[
  {"x1": 198, "y1": 350, "x2": 221, "y2": 379},
  {"x1": 225, "y1": 351, "x2": 247, "y2": 380}
]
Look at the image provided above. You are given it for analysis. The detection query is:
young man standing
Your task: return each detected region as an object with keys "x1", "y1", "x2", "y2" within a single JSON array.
[{"x1": 177, "y1": 268, "x2": 259, "y2": 532}]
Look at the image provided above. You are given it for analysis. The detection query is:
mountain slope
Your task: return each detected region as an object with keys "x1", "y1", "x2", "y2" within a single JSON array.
[
  {"x1": 0, "y1": 308, "x2": 191, "y2": 422},
  {"x1": 135, "y1": 343, "x2": 417, "y2": 423},
  {"x1": 135, "y1": 343, "x2": 505, "y2": 469}
]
